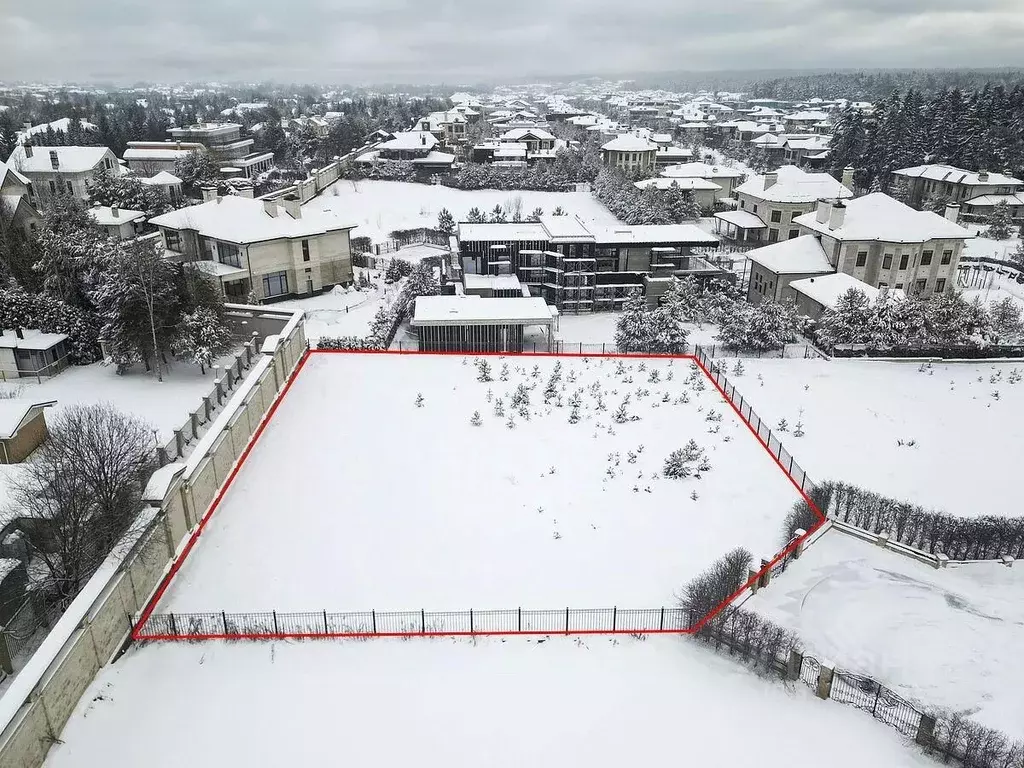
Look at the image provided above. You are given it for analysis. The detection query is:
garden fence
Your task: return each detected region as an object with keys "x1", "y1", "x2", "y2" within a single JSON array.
[{"x1": 379, "y1": 341, "x2": 825, "y2": 359}]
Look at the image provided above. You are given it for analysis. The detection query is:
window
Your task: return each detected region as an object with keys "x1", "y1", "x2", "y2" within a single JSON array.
[
  {"x1": 753, "y1": 204, "x2": 759, "y2": 214},
  {"x1": 788, "y1": 229, "x2": 799, "y2": 240},
  {"x1": 301, "y1": 239, "x2": 310, "y2": 262},
  {"x1": 920, "y1": 250, "x2": 933, "y2": 266},
  {"x1": 878, "y1": 282, "x2": 888, "y2": 288},
  {"x1": 164, "y1": 230, "x2": 182, "y2": 251},
  {"x1": 895, "y1": 282, "x2": 904, "y2": 289},
  {"x1": 219, "y1": 242, "x2": 242, "y2": 268},
  {"x1": 770, "y1": 210, "x2": 782, "y2": 223},
  {"x1": 855, "y1": 251, "x2": 867, "y2": 267},
  {"x1": 66, "y1": 181, "x2": 73, "y2": 195},
  {"x1": 262, "y1": 271, "x2": 289, "y2": 297},
  {"x1": 882, "y1": 254, "x2": 892, "y2": 269},
  {"x1": 791, "y1": 211, "x2": 801, "y2": 222},
  {"x1": 49, "y1": 180, "x2": 56, "y2": 195},
  {"x1": 941, "y1": 250, "x2": 952, "y2": 265},
  {"x1": 899, "y1": 254, "x2": 909, "y2": 270},
  {"x1": 739, "y1": 199, "x2": 746, "y2": 209},
  {"x1": 915, "y1": 279, "x2": 927, "y2": 294},
  {"x1": 935, "y1": 278, "x2": 946, "y2": 293},
  {"x1": 768, "y1": 228, "x2": 779, "y2": 243}
]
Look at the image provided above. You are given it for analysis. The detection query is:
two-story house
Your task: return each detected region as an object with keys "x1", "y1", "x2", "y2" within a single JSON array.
[
  {"x1": 601, "y1": 135, "x2": 658, "y2": 174},
  {"x1": 794, "y1": 193, "x2": 973, "y2": 296},
  {"x1": 7, "y1": 144, "x2": 121, "y2": 207},
  {"x1": 0, "y1": 161, "x2": 41, "y2": 237},
  {"x1": 892, "y1": 164, "x2": 1024, "y2": 219},
  {"x1": 498, "y1": 128, "x2": 558, "y2": 162},
  {"x1": 149, "y1": 194, "x2": 356, "y2": 301},
  {"x1": 354, "y1": 131, "x2": 456, "y2": 178},
  {"x1": 660, "y1": 162, "x2": 745, "y2": 201},
  {"x1": 717, "y1": 165, "x2": 854, "y2": 244},
  {"x1": 166, "y1": 123, "x2": 273, "y2": 178}
]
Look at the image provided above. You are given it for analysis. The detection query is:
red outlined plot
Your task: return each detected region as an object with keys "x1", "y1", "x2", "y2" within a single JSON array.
[{"x1": 132, "y1": 349, "x2": 825, "y2": 642}]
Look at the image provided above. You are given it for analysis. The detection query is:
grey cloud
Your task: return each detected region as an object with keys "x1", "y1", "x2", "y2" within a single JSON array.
[{"x1": 1, "y1": 0, "x2": 1023, "y2": 84}]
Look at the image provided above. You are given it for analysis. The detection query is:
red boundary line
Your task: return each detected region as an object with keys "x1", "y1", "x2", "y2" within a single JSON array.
[{"x1": 133, "y1": 348, "x2": 826, "y2": 642}]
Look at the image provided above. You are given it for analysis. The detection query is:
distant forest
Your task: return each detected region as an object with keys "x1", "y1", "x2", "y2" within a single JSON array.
[{"x1": 745, "y1": 69, "x2": 1024, "y2": 101}]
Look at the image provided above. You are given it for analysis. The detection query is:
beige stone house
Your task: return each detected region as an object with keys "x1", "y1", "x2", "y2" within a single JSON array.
[
  {"x1": 601, "y1": 135, "x2": 658, "y2": 173},
  {"x1": 149, "y1": 194, "x2": 356, "y2": 301},
  {"x1": 722, "y1": 165, "x2": 854, "y2": 245},
  {"x1": 660, "y1": 162, "x2": 745, "y2": 201},
  {"x1": 794, "y1": 193, "x2": 972, "y2": 296},
  {"x1": 7, "y1": 144, "x2": 120, "y2": 206},
  {"x1": 745, "y1": 235, "x2": 833, "y2": 305},
  {"x1": 892, "y1": 164, "x2": 1024, "y2": 219}
]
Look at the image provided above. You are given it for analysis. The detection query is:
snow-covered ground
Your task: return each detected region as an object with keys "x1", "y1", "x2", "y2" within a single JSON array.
[
  {"x1": 273, "y1": 268, "x2": 396, "y2": 341},
  {"x1": 159, "y1": 353, "x2": 801, "y2": 613},
  {"x1": 308, "y1": 180, "x2": 618, "y2": 241},
  {"x1": 959, "y1": 269, "x2": 1024, "y2": 312},
  {"x1": 522, "y1": 313, "x2": 720, "y2": 350},
  {"x1": 751, "y1": 531, "x2": 1024, "y2": 737},
  {"x1": 43, "y1": 637, "x2": 936, "y2": 768},
  {"x1": 0, "y1": 351, "x2": 240, "y2": 442},
  {"x1": 961, "y1": 224, "x2": 1020, "y2": 265},
  {"x1": 730, "y1": 359, "x2": 1024, "y2": 518}
]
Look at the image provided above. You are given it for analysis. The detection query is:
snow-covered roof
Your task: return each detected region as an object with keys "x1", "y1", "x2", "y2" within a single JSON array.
[
  {"x1": 0, "y1": 558, "x2": 21, "y2": 583},
  {"x1": 411, "y1": 151, "x2": 456, "y2": 165},
  {"x1": 736, "y1": 166, "x2": 853, "y2": 203},
  {"x1": 636, "y1": 177, "x2": 721, "y2": 191},
  {"x1": 589, "y1": 224, "x2": 718, "y2": 245},
  {"x1": 0, "y1": 329, "x2": 68, "y2": 351},
  {"x1": 17, "y1": 117, "x2": 98, "y2": 140},
  {"x1": 713, "y1": 210, "x2": 767, "y2": 229},
  {"x1": 0, "y1": 399, "x2": 57, "y2": 439},
  {"x1": 378, "y1": 131, "x2": 438, "y2": 151},
  {"x1": 786, "y1": 110, "x2": 830, "y2": 122},
  {"x1": 151, "y1": 196, "x2": 357, "y2": 244},
  {"x1": 794, "y1": 193, "x2": 974, "y2": 243},
  {"x1": 463, "y1": 274, "x2": 524, "y2": 292},
  {"x1": 123, "y1": 147, "x2": 194, "y2": 162},
  {"x1": 0, "y1": 162, "x2": 31, "y2": 189},
  {"x1": 790, "y1": 273, "x2": 905, "y2": 309},
  {"x1": 88, "y1": 205, "x2": 145, "y2": 226},
  {"x1": 602, "y1": 135, "x2": 658, "y2": 152},
  {"x1": 187, "y1": 260, "x2": 248, "y2": 279},
  {"x1": 143, "y1": 463, "x2": 186, "y2": 503},
  {"x1": 539, "y1": 215, "x2": 593, "y2": 241},
  {"x1": 412, "y1": 295, "x2": 554, "y2": 326},
  {"x1": 500, "y1": 127, "x2": 555, "y2": 142},
  {"x1": 964, "y1": 193, "x2": 1024, "y2": 207},
  {"x1": 746, "y1": 235, "x2": 832, "y2": 274},
  {"x1": 893, "y1": 164, "x2": 1023, "y2": 187},
  {"x1": 7, "y1": 144, "x2": 112, "y2": 174},
  {"x1": 458, "y1": 222, "x2": 548, "y2": 242},
  {"x1": 656, "y1": 146, "x2": 694, "y2": 158},
  {"x1": 140, "y1": 171, "x2": 183, "y2": 186},
  {"x1": 661, "y1": 162, "x2": 744, "y2": 180}
]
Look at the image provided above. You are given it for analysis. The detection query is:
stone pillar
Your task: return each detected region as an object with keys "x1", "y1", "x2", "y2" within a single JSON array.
[
  {"x1": 793, "y1": 528, "x2": 807, "y2": 559},
  {"x1": 174, "y1": 429, "x2": 184, "y2": 458},
  {"x1": 876, "y1": 532, "x2": 890, "y2": 548},
  {"x1": 190, "y1": 410, "x2": 199, "y2": 438},
  {"x1": 816, "y1": 665, "x2": 834, "y2": 700},
  {"x1": 786, "y1": 649, "x2": 803, "y2": 681},
  {"x1": 203, "y1": 396, "x2": 212, "y2": 422},
  {"x1": 935, "y1": 553, "x2": 949, "y2": 569},
  {"x1": 758, "y1": 558, "x2": 772, "y2": 589},
  {"x1": 1000, "y1": 555, "x2": 1014, "y2": 567},
  {"x1": 213, "y1": 366, "x2": 223, "y2": 403},
  {"x1": 915, "y1": 714, "x2": 937, "y2": 747},
  {"x1": 747, "y1": 567, "x2": 760, "y2": 594}
]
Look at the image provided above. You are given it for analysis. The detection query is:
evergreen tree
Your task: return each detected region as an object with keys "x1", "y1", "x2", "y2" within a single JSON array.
[
  {"x1": 403, "y1": 261, "x2": 440, "y2": 303},
  {"x1": 660, "y1": 276, "x2": 703, "y2": 323},
  {"x1": 465, "y1": 206, "x2": 485, "y2": 223},
  {"x1": 614, "y1": 289, "x2": 653, "y2": 353},
  {"x1": 489, "y1": 204, "x2": 507, "y2": 223},
  {"x1": 989, "y1": 296, "x2": 1022, "y2": 343},
  {"x1": 815, "y1": 288, "x2": 874, "y2": 347},
  {"x1": 528, "y1": 206, "x2": 544, "y2": 222},
  {"x1": 86, "y1": 168, "x2": 172, "y2": 217},
  {"x1": 173, "y1": 151, "x2": 219, "y2": 197},
  {"x1": 436, "y1": 207, "x2": 456, "y2": 236},
  {"x1": 34, "y1": 194, "x2": 111, "y2": 311},
  {"x1": 172, "y1": 307, "x2": 233, "y2": 374},
  {"x1": 985, "y1": 201, "x2": 1014, "y2": 240}
]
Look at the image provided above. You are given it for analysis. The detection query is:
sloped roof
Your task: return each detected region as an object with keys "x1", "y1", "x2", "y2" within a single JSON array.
[
  {"x1": 794, "y1": 193, "x2": 974, "y2": 243},
  {"x1": 736, "y1": 165, "x2": 853, "y2": 203},
  {"x1": 661, "y1": 162, "x2": 744, "y2": 180},
  {"x1": 747, "y1": 235, "x2": 832, "y2": 274},
  {"x1": 790, "y1": 273, "x2": 905, "y2": 309},
  {"x1": 379, "y1": 131, "x2": 438, "y2": 151},
  {"x1": 636, "y1": 177, "x2": 721, "y2": 191},
  {"x1": 140, "y1": 171, "x2": 183, "y2": 185},
  {"x1": 0, "y1": 400, "x2": 57, "y2": 440},
  {"x1": 88, "y1": 205, "x2": 146, "y2": 226},
  {"x1": 893, "y1": 164, "x2": 1023, "y2": 187},
  {"x1": 602, "y1": 135, "x2": 658, "y2": 152},
  {"x1": 8, "y1": 144, "x2": 112, "y2": 174}
]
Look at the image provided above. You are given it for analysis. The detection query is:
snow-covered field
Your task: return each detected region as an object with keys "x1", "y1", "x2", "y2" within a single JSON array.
[
  {"x1": 751, "y1": 531, "x2": 1024, "y2": 737},
  {"x1": 732, "y1": 359, "x2": 1024, "y2": 518},
  {"x1": 307, "y1": 179, "x2": 618, "y2": 241},
  {"x1": 523, "y1": 312, "x2": 720, "y2": 349},
  {"x1": 273, "y1": 268, "x2": 395, "y2": 341},
  {"x1": 158, "y1": 353, "x2": 802, "y2": 613},
  {"x1": 43, "y1": 637, "x2": 936, "y2": 768},
  {"x1": 0, "y1": 351, "x2": 239, "y2": 442}
]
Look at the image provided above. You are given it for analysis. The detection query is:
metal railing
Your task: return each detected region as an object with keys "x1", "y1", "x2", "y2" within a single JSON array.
[{"x1": 0, "y1": 354, "x2": 71, "y2": 383}]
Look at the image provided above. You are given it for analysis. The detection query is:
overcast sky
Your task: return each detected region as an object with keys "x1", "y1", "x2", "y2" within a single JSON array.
[{"x1": 3, "y1": 0, "x2": 1024, "y2": 85}]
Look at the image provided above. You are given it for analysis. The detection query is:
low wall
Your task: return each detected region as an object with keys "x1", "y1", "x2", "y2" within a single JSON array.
[{"x1": 0, "y1": 312, "x2": 308, "y2": 768}]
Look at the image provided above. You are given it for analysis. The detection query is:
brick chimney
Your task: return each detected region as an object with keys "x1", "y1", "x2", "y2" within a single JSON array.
[
  {"x1": 815, "y1": 199, "x2": 831, "y2": 224},
  {"x1": 944, "y1": 203, "x2": 961, "y2": 223},
  {"x1": 263, "y1": 199, "x2": 279, "y2": 217},
  {"x1": 282, "y1": 195, "x2": 301, "y2": 219},
  {"x1": 842, "y1": 166, "x2": 855, "y2": 190},
  {"x1": 23, "y1": 143, "x2": 33, "y2": 158},
  {"x1": 763, "y1": 171, "x2": 778, "y2": 190},
  {"x1": 828, "y1": 201, "x2": 846, "y2": 230},
  {"x1": 978, "y1": 169, "x2": 989, "y2": 183},
  {"x1": 200, "y1": 186, "x2": 218, "y2": 203},
  {"x1": 111, "y1": 204, "x2": 119, "y2": 218},
  {"x1": 49, "y1": 150, "x2": 59, "y2": 170}
]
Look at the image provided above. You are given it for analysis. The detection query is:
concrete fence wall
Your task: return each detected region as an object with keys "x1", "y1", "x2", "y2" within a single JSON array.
[{"x1": 0, "y1": 310, "x2": 308, "y2": 768}]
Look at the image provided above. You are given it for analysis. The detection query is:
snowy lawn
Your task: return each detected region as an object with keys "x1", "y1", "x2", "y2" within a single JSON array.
[
  {"x1": 0, "y1": 351, "x2": 240, "y2": 442},
  {"x1": 273, "y1": 268, "x2": 396, "y2": 341},
  {"x1": 307, "y1": 179, "x2": 618, "y2": 241},
  {"x1": 750, "y1": 531, "x2": 1024, "y2": 737},
  {"x1": 732, "y1": 359, "x2": 1024, "y2": 518},
  {"x1": 523, "y1": 312, "x2": 720, "y2": 349},
  {"x1": 959, "y1": 270, "x2": 1024, "y2": 313},
  {"x1": 158, "y1": 353, "x2": 802, "y2": 613},
  {"x1": 43, "y1": 637, "x2": 936, "y2": 768}
]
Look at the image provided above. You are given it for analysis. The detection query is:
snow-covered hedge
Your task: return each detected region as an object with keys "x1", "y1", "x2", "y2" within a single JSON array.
[{"x1": 0, "y1": 289, "x2": 101, "y2": 364}]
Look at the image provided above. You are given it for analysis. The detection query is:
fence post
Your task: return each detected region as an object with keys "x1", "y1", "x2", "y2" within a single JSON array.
[
  {"x1": 190, "y1": 410, "x2": 199, "y2": 438},
  {"x1": 421, "y1": 609, "x2": 426, "y2": 634},
  {"x1": 174, "y1": 429, "x2": 184, "y2": 458},
  {"x1": 816, "y1": 665, "x2": 834, "y2": 700},
  {"x1": 786, "y1": 649, "x2": 803, "y2": 681},
  {"x1": 213, "y1": 366, "x2": 222, "y2": 403},
  {"x1": 323, "y1": 610, "x2": 328, "y2": 634},
  {"x1": 612, "y1": 606, "x2": 617, "y2": 631},
  {"x1": 169, "y1": 613, "x2": 177, "y2": 636},
  {"x1": 372, "y1": 609, "x2": 377, "y2": 634},
  {"x1": 273, "y1": 611, "x2": 279, "y2": 634},
  {"x1": 748, "y1": 567, "x2": 760, "y2": 594},
  {"x1": 915, "y1": 714, "x2": 937, "y2": 747},
  {"x1": 222, "y1": 611, "x2": 228, "y2": 634},
  {"x1": 517, "y1": 607, "x2": 521, "y2": 632},
  {"x1": 469, "y1": 609, "x2": 474, "y2": 633},
  {"x1": 759, "y1": 558, "x2": 772, "y2": 588},
  {"x1": 565, "y1": 607, "x2": 569, "y2": 634},
  {"x1": 156, "y1": 445, "x2": 169, "y2": 467},
  {"x1": 204, "y1": 395, "x2": 212, "y2": 422},
  {"x1": 793, "y1": 529, "x2": 808, "y2": 559}
]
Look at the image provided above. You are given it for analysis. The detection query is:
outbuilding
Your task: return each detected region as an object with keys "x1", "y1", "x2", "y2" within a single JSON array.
[{"x1": 0, "y1": 399, "x2": 56, "y2": 463}]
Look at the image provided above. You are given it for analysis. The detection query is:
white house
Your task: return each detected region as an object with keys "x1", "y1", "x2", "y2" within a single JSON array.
[
  {"x1": 7, "y1": 144, "x2": 121, "y2": 206},
  {"x1": 149, "y1": 194, "x2": 357, "y2": 301},
  {"x1": 601, "y1": 135, "x2": 658, "y2": 173},
  {"x1": 88, "y1": 204, "x2": 146, "y2": 239},
  {"x1": 138, "y1": 171, "x2": 184, "y2": 205},
  {"x1": 660, "y1": 162, "x2": 744, "y2": 200}
]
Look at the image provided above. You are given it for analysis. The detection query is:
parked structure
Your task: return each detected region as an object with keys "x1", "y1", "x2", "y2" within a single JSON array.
[
  {"x1": 717, "y1": 166, "x2": 854, "y2": 244},
  {"x1": 7, "y1": 144, "x2": 120, "y2": 206},
  {"x1": 0, "y1": 399, "x2": 56, "y2": 463},
  {"x1": 149, "y1": 194, "x2": 356, "y2": 301},
  {"x1": 794, "y1": 193, "x2": 973, "y2": 295}
]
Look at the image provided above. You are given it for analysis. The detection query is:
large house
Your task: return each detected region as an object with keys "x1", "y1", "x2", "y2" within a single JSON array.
[
  {"x1": 794, "y1": 193, "x2": 972, "y2": 296},
  {"x1": 601, "y1": 135, "x2": 658, "y2": 174},
  {"x1": 457, "y1": 215, "x2": 723, "y2": 312},
  {"x1": 660, "y1": 162, "x2": 744, "y2": 201},
  {"x1": 7, "y1": 144, "x2": 121, "y2": 206},
  {"x1": 354, "y1": 131, "x2": 456, "y2": 178},
  {"x1": 892, "y1": 164, "x2": 1024, "y2": 219},
  {"x1": 149, "y1": 194, "x2": 356, "y2": 301},
  {"x1": 715, "y1": 166, "x2": 854, "y2": 245},
  {"x1": 123, "y1": 141, "x2": 206, "y2": 174},
  {"x1": 165, "y1": 123, "x2": 274, "y2": 178}
]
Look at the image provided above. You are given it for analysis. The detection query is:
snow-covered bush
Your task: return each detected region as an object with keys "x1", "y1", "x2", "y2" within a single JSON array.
[
  {"x1": 476, "y1": 358, "x2": 493, "y2": 382},
  {"x1": 470, "y1": 410, "x2": 482, "y2": 426}
]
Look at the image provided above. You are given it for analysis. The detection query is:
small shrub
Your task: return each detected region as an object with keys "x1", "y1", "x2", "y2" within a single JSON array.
[
  {"x1": 470, "y1": 410, "x2": 482, "y2": 426},
  {"x1": 415, "y1": 393, "x2": 424, "y2": 408}
]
